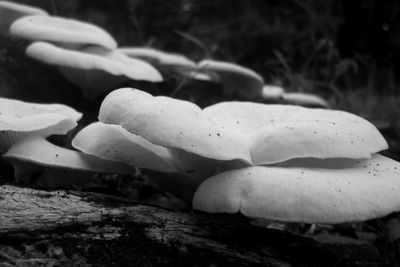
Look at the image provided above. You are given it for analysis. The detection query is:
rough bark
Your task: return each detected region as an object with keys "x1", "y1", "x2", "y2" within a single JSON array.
[{"x1": 0, "y1": 185, "x2": 396, "y2": 266}]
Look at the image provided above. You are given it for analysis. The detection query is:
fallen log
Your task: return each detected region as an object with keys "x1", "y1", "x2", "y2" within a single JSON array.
[{"x1": 0, "y1": 185, "x2": 396, "y2": 266}]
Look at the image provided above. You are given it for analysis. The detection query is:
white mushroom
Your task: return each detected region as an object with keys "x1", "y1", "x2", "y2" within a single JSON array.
[
  {"x1": 261, "y1": 85, "x2": 328, "y2": 108},
  {"x1": 118, "y1": 47, "x2": 196, "y2": 72},
  {"x1": 100, "y1": 89, "x2": 387, "y2": 166},
  {"x1": 203, "y1": 102, "x2": 387, "y2": 164},
  {"x1": 96, "y1": 88, "x2": 387, "y2": 182},
  {"x1": 193, "y1": 154, "x2": 400, "y2": 223},
  {"x1": 0, "y1": 97, "x2": 82, "y2": 121},
  {"x1": 261, "y1": 85, "x2": 285, "y2": 101},
  {"x1": 0, "y1": 97, "x2": 81, "y2": 153},
  {"x1": 282, "y1": 92, "x2": 329, "y2": 108},
  {"x1": 3, "y1": 135, "x2": 135, "y2": 187},
  {"x1": 0, "y1": 1, "x2": 48, "y2": 34},
  {"x1": 72, "y1": 122, "x2": 179, "y2": 173},
  {"x1": 197, "y1": 59, "x2": 264, "y2": 98},
  {"x1": 26, "y1": 42, "x2": 163, "y2": 100},
  {"x1": 93, "y1": 88, "x2": 394, "y2": 209},
  {"x1": 10, "y1": 15, "x2": 117, "y2": 49},
  {"x1": 118, "y1": 47, "x2": 217, "y2": 81},
  {"x1": 72, "y1": 122, "x2": 201, "y2": 200},
  {"x1": 99, "y1": 88, "x2": 251, "y2": 163}
]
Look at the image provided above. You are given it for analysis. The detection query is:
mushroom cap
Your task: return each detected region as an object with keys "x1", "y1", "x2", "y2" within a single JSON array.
[
  {"x1": 99, "y1": 89, "x2": 387, "y2": 167},
  {"x1": 72, "y1": 122, "x2": 204, "y2": 201},
  {"x1": 261, "y1": 85, "x2": 285, "y2": 100},
  {"x1": 3, "y1": 135, "x2": 135, "y2": 174},
  {"x1": 26, "y1": 42, "x2": 163, "y2": 99},
  {"x1": 118, "y1": 47, "x2": 163, "y2": 65},
  {"x1": 193, "y1": 154, "x2": 400, "y2": 223},
  {"x1": 0, "y1": 97, "x2": 82, "y2": 121},
  {"x1": 282, "y1": 92, "x2": 329, "y2": 108},
  {"x1": 10, "y1": 15, "x2": 117, "y2": 49},
  {"x1": 0, "y1": 97, "x2": 81, "y2": 153},
  {"x1": 203, "y1": 102, "x2": 388, "y2": 164},
  {"x1": 118, "y1": 47, "x2": 206, "y2": 81},
  {"x1": 197, "y1": 59, "x2": 264, "y2": 98},
  {"x1": 0, "y1": 1, "x2": 48, "y2": 34},
  {"x1": 118, "y1": 47, "x2": 196, "y2": 69},
  {"x1": 72, "y1": 122, "x2": 179, "y2": 173},
  {"x1": 0, "y1": 113, "x2": 76, "y2": 153},
  {"x1": 99, "y1": 88, "x2": 252, "y2": 163},
  {"x1": 73, "y1": 122, "x2": 248, "y2": 185}
]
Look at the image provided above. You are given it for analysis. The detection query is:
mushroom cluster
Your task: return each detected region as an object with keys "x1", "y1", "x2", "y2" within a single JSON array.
[
  {"x1": 0, "y1": 97, "x2": 134, "y2": 187},
  {"x1": 1, "y1": 1, "x2": 328, "y2": 106},
  {"x1": 2, "y1": 2, "x2": 398, "y2": 226},
  {"x1": 1, "y1": 1, "x2": 163, "y2": 100},
  {"x1": 71, "y1": 87, "x2": 400, "y2": 224},
  {"x1": 262, "y1": 85, "x2": 329, "y2": 108}
]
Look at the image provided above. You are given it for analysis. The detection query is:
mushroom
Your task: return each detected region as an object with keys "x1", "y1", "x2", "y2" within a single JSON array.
[
  {"x1": 0, "y1": 97, "x2": 81, "y2": 153},
  {"x1": 26, "y1": 42, "x2": 163, "y2": 100},
  {"x1": 77, "y1": 87, "x2": 387, "y2": 201},
  {"x1": 197, "y1": 59, "x2": 264, "y2": 99},
  {"x1": 118, "y1": 47, "x2": 216, "y2": 82},
  {"x1": 261, "y1": 85, "x2": 285, "y2": 101},
  {"x1": 10, "y1": 15, "x2": 117, "y2": 49},
  {"x1": 261, "y1": 85, "x2": 328, "y2": 108},
  {"x1": 203, "y1": 101, "x2": 387, "y2": 164},
  {"x1": 71, "y1": 87, "x2": 400, "y2": 222},
  {"x1": 3, "y1": 135, "x2": 135, "y2": 188},
  {"x1": 192, "y1": 154, "x2": 400, "y2": 223},
  {"x1": 99, "y1": 88, "x2": 386, "y2": 166},
  {"x1": 72, "y1": 122, "x2": 179, "y2": 173},
  {"x1": 72, "y1": 122, "x2": 199, "y2": 200},
  {"x1": 282, "y1": 92, "x2": 329, "y2": 108},
  {"x1": 0, "y1": 1, "x2": 48, "y2": 34},
  {"x1": 0, "y1": 97, "x2": 82, "y2": 121},
  {"x1": 118, "y1": 47, "x2": 196, "y2": 72},
  {"x1": 99, "y1": 88, "x2": 251, "y2": 164}
]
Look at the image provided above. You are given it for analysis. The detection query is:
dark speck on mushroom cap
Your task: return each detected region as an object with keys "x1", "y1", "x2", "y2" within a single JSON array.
[{"x1": 203, "y1": 101, "x2": 388, "y2": 164}]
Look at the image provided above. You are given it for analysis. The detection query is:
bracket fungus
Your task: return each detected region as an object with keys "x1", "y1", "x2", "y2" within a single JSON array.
[
  {"x1": 197, "y1": 59, "x2": 264, "y2": 99},
  {"x1": 3, "y1": 135, "x2": 135, "y2": 188},
  {"x1": 26, "y1": 42, "x2": 163, "y2": 100},
  {"x1": 0, "y1": 1, "x2": 48, "y2": 34},
  {"x1": 0, "y1": 97, "x2": 81, "y2": 153},
  {"x1": 10, "y1": 15, "x2": 117, "y2": 49}
]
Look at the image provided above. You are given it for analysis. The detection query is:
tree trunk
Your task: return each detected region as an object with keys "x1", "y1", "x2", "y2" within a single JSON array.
[{"x1": 0, "y1": 185, "x2": 395, "y2": 266}]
